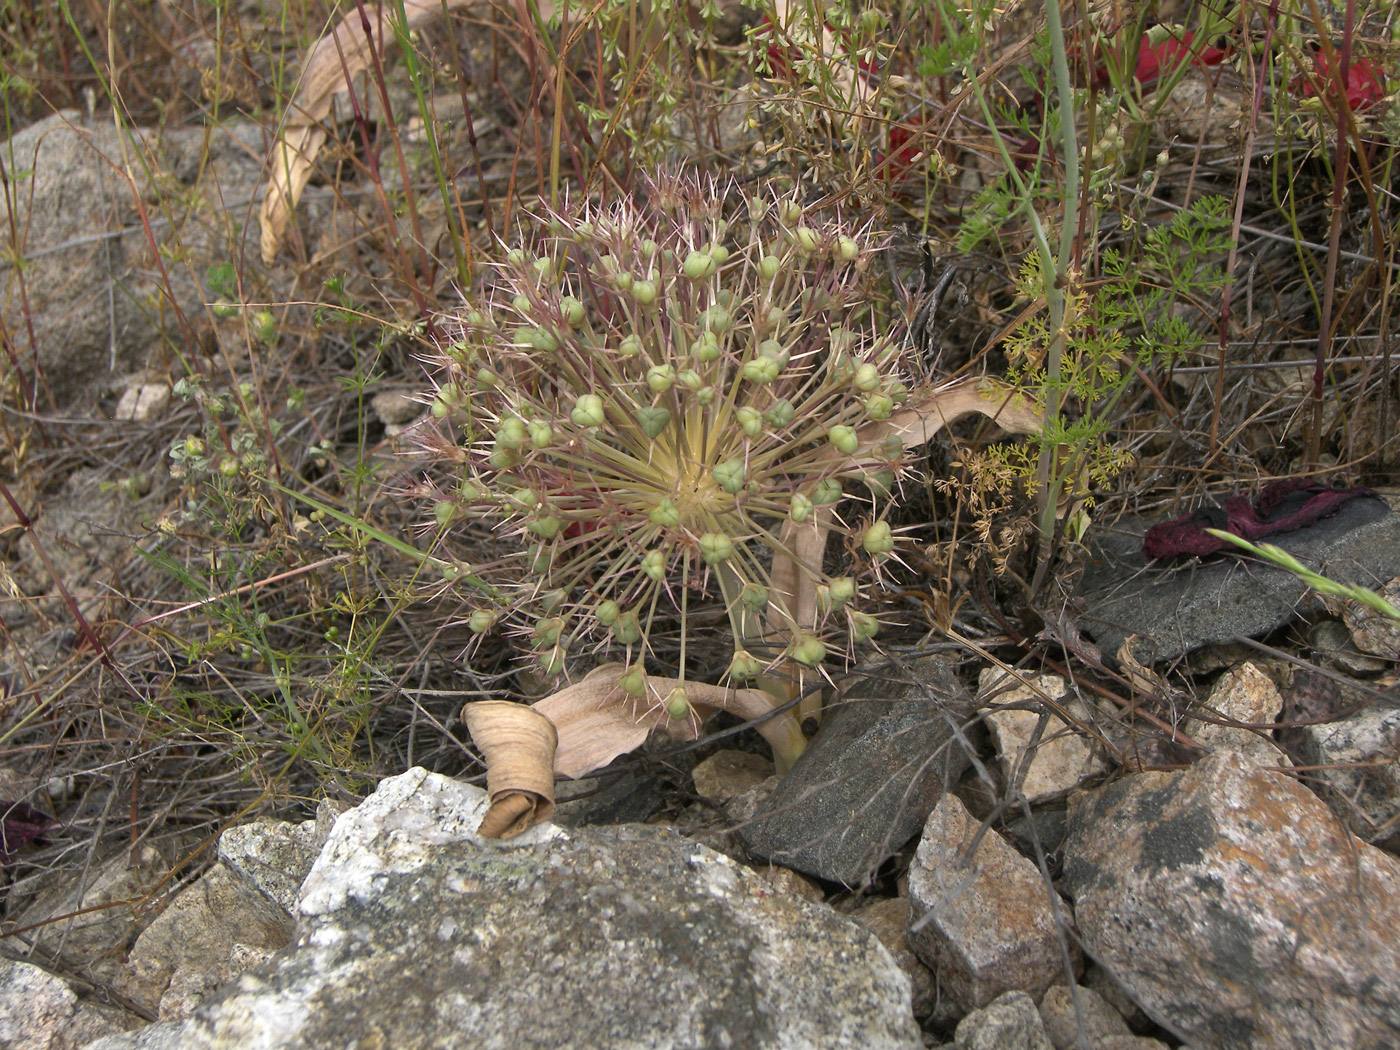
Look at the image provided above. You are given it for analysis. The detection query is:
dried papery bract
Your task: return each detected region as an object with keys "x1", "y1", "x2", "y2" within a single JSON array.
[{"x1": 461, "y1": 700, "x2": 559, "y2": 838}]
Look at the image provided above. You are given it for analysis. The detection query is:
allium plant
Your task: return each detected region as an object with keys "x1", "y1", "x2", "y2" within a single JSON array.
[{"x1": 419, "y1": 174, "x2": 1041, "y2": 836}]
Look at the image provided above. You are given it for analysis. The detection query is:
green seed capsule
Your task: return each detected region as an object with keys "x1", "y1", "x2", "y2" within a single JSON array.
[
  {"x1": 468, "y1": 609, "x2": 498, "y2": 633},
  {"x1": 642, "y1": 550, "x2": 667, "y2": 580},
  {"x1": 712, "y1": 459, "x2": 747, "y2": 494},
  {"x1": 850, "y1": 611, "x2": 880, "y2": 641},
  {"x1": 620, "y1": 663, "x2": 648, "y2": 695},
  {"x1": 677, "y1": 369, "x2": 703, "y2": 391},
  {"x1": 632, "y1": 280, "x2": 658, "y2": 304},
  {"x1": 787, "y1": 633, "x2": 826, "y2": 668},
  {"x1": 595, "y1": 599, "x2": 621, "y2": 627},
  {"x1": 434, "y1": 502, "x2": 460, "y2": 527},
  {"x1": 764, "y1": 399, "x2": 796, "y2": 428},
  {"x1": 853, "y1": 363, "x2": 880, "y2": 391},
  {"x1": 793, "y1": 226, "x2": 820, "y2": 254},
  {"x1": 692, "y1": 331, "x2": 721, "y2": 362},
  {"x1": 647, "y1": 365, "x2": 676, "y2": 393},
  {"x1": 695, "y1": 386, "x2": 715, "y2": 405},
  {"x1": 789, "y1": 493, "x2": 813, "y2": 523},
  {"x1": 560, "y1": 296, "x2": 587, "y2": 327},
  {"x1": 836, "y1": 235, "x2": 860, "y2": 261},
  {"x1": 865, "y1": 393, "x2": 895, "y2": 420},
  {"x1": 498, "y1": 417, "x2": 528, "y2": 446},
  {"x1": 527, "y1": 543, "x2": 552, "y2": 574},
  {"x1": 828, "y1": 425, "x2": 859, "y2": 455},
  {"x1": 539, "y1": 644, "x2": 567, "y2": 675},
  {"x1": 506, "y1": 248, "x2": 528, "y2": 267},
  {"x1": 727, "y1": 649, "x2": 765, "y2": 681},
  {"x1": 618, "y1": 334, "x2": 643, "y2": 357},
  {"x1": 683, "y1": 250, "x2": 717, "y2": 280},
  {"x1": 742, "y1": 357, "x2": 780, "y2": 384},
  {"x1": 530, "y1": 327, "x2": 558, "y2": 352},
  {"x1": 698, "y1": 532, "x2": 734, "y2": 564},
  {"x1": 828, "y1": 576, "x2": 856, "y2": 608},
  {"x1": 532, "y1": 616, "x2": 564, "y2": 646},
  {"x1": 664, "y1": 686, "x2": 691, "y2": 720},
  {"x1": 737, "y1": 406, "x2": 763, "y2": 437},
  {"x1": 702, "y1": 305, "x2": 733, "y2": 333},
  {"x1": 740, "y1": 582, "x2": 769, "y2": 614},
  {"x1": 512, "y1": 294, "x2": 533, "y2": 316},
  {"x1": 571, "y1": 394, "x2": 606, "y2": 427},
  {"x1": 812, "y1": 478, "x2": 843, "y2": 505},
  {"x1": 529, "y1": 516, "x2": 563, "y2": 539},
  {"x1": 758, "y1": 255, "x2": 781, "y2": 280},
  {"x1": 779, "y1": 200, "x2": 803, "y2": 225},
  {"x1": 613, "y1": 610, "x2": 642, "y2": 645},
  {"x1": 862, "y1": 520, "x2": 895, "y2": 556},
  {"x1": 649, "y1": 498, "x2": 681, "y2": 527},
  {"x1": 528, "y1": 421, "x2": 554, "y2": 449},
  {"x1": 636, "y1": 406, "x2": 671, "y2": 439}
]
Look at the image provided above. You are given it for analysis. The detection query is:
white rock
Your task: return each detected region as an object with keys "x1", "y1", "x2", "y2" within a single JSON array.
[
  {"x1": 114, "y1": 383, "x2": 171, "y2": 423},
  {"x1": 979, "y1": 669, "x2": 1104, "y2": 802},
  {"x1": 1188, "y1": 661, "x2": 1285, "y2": 765}
]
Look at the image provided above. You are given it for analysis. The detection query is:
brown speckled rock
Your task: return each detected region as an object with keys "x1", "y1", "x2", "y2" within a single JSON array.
[
  {"x1": 1062, "y1": 750, "x2": 1400, "y2": 1050},
  {"x1": 907, "y1": 792, "x2": 1078, "y2": 1012}
]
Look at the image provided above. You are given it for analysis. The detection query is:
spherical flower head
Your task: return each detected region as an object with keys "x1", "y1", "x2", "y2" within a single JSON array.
[{"x1": 421, "y1": 172, "x2": 919, "y2": 688}]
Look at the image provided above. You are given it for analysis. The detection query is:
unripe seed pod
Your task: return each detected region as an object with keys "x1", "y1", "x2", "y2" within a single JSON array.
[
  {"x1": 853, "y1": 362, "x2": 880, "y2": 391},
  {"x1": 642, "y1": 549, "x2": 667, "y2": 580},
  {"x1": 862, "y1": 520, "x2": 894, "y2": 556},
  {"x1": 812, "y1": 478, "x2": 843, "y2": 505},
  {"x1": 850, "y1": 611, "x2": 880, "y2": 641},
  {"x1": 532, "y1": 616, "x2": 564, "y2": 646},
  {"x1": 528, "y1": 421, "x2": 554, "y2": 449},
  {"x1": 533, "y1": 256, "x2": 554, "y2": 280},
  {"x1": 620, "y1": 663, "x2": 648, "y2": 696},
  {"x1": 434, "y1": 501, "x2": 460, "y2": 526},
  {"x1": 837, "y1": 235, "x2": 861, "y2": 261},
  {"x1": 571, "y1": 394, "x2": 606, "y2": 427},
  {"x1": 529, "y1": 516, "x2": 564, "y2": 539},
  {"x1": 636, "y1": 406, "x2": 671, "y2": 439},
  {"x1": 740, "y1": 582, "x2": 769, "y2": 613},
  {"x1": 695, "y1": 386, "x2": 715, "y2": 405},
  {"x1": 683, "y1": 250, "x2": 717, "y2": 280},
  {"x1": 431, "y1": 397, "x2": 451, "y2": 419},
  {"x1": 748, "y1": 196, "x2": 768, "y2": 221},
  {"x1": 539, "y1": 644, "x2": 567, "y2": 675},
  {"x1": 618, "y1": 334, "x2": 643, "y2": 357},
  {"x1": 779, "y1": 199, "x2": 803, "y2": 225},
  {"x1": 664, "y1": 686, "x2": 690, "y2": 720},
  {"x1": 677, "y1": 369, "x2": 703, "y2": 391},
  {"x1": 789, "y1": 493, "x2": 813, "y2": 522},
  {"x1": 699, "y1": 532, "x2": 734, "y2": 564},
  {"x1": 787, "y1": 633, "x2": 826, "y2": 668},
  {"x1": 506, "y1": 247, "x2": 529, "y2": 267},
  {"x1": 527, "y1": 543, "x2": 552, "y2": 574},
  {"x1": 866, "y1": 469, "x2": 896, "y2": 498},
  {"x1": 649, "y1": 498, "x2": 681, "y2": 527},
  {"x1": 468, "y1": 609, "x2": 498, "y2": 633},
  {"x1": 737, "y1": 407, "x2": 763, "y2": 437},
  {"x1": 647, "y1": 364, "x2": 676, "y2": 393},
  {"x1": 702, "y1": 305, "x2": 733, "y2": 333},
  {"x1": 530, "y1": 327, "x2": 558, "y2": 352},
  {"x1": 184, "y1": 436, "x2": 206, "y2": 457},
  {"x1": 612, "y1": 271, "x2": 634, "y2": 293},
  {"x1": 828, "y1": 425, "x2": 859, "y2": 455},
  {"x1": 595, "y1": 599, "x2": 621, "y2": 627},
  {"x1": 712, "y1": 459, "x2": 747, "y2": 494},
  {"x1": 887, "y1": 379, "x2": 910, "y2": 403},
  {"x1": 613, "y1": 610, "x2": 642, "y2": 644},
  {"x1": 793, "y1": 227, "x2": 820, "y2": 254},
  {"x1": 692, "y1": 331, "x2": 721, "y2": 362},
  {"x1": 507, "y1": 486, "x2": 538, "y2": 511},
  {"x1": 829, "y1": 576, "x2": 857, "y2": 608},
  {"x1": 512, "y1": 294, "x2": 533, "y2": 315},
  {"x1": 758, "y1": 255, "x2": 781, "y2": 281},
  {"x1": 476, "y1": 367, "x2": 499, "y2": 388},
  {"x1": 765, "y1": 399, "x2": 796, "y2": 428},
  {"x1": 865, "y1": 392, "x2": 895, "y2": 420},
  {"x1": 727, "y1": 649, "x2": 765, "y2": 681},
  {"x1": 708, "y1": 242, "x2": 730, "y2": 265},
  {"x1": 560, "y1": 296, "x2": 587, "y2": 326},
  {"x1": 742, "y1": 356, "x2": 780, "y2": 384},
  {"x1": 498, "y1": 417, "x2": 528, "y2": 446},
  {"x1": 540, "y1": 588, "x2": 569, "y2": 614},
  {"x1": 631, "y1": 280, "x2": 658, "y2": 304}
]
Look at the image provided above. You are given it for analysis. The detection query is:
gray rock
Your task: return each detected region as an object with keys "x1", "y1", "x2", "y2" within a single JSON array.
[
  {"x1": 217, "y1": 816, "x2": 326, "y2": 916},
  {"x1": 979, "y1": 669, "x2": 1105, "y2": 802},
  {"x1": 738, "y1": 656, "x2": 975, "y2": 886},
  {"x1": 114, "y1": 862, "x2": 293, "y2": 1019},
  {"x1": 691, "y1": 749, "x2": 774, "y2": 804},
  {"x1": 1309, "y1": 618, "x2": 1390, "y2": 676},
  {"x1": 954, "y1": 991, "x2": 1053, "y2": 1050},
  {"x1": 85, "y1": 768, "x2": 921, "y2": 1050},
  {"x1": 0, "y1": 112, "x2": 266, "y2": 408},
  {"x1": 907, "y1": 792, "x2": 1077, "y2": 1012},
  {"x1": 1079, "y1": 498, "x2": 1400, "y2": 665},
  {"x1": 0, "y1": 959, "x2": 140, "y2": 1050},
  {"x1": 1295, "y1": 697, "x2": 1400, "y2": 851},
  {"x1": 1062, "y1": 750, "x2": 1400, "y2": 1050},
  {"x1": 1037, "y1": 984, "x2": 1132, "y2": 1050}
]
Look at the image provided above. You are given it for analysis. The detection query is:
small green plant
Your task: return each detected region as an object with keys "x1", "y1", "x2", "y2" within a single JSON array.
[
  {"x1": 1208, "y1": 530, "x2": 1400, "y2": 623},
  {"x1": 420, "y1": 173, "x2": 922, "y2": 770}
]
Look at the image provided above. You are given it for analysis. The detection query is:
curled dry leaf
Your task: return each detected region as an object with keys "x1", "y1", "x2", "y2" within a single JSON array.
[
  {"x1": 461, "y1": 700, "x2": 559, "y2": 838},
  {"x1": 260, "y1": 0, "x2": 477, "y2": 264}
]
